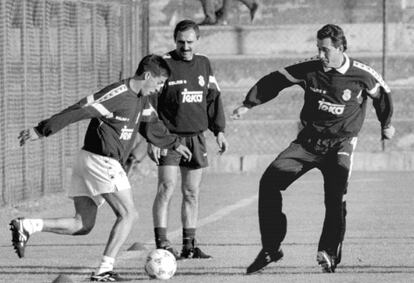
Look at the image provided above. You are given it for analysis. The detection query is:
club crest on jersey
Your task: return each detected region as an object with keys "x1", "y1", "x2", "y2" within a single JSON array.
[
  {"x1": 198, "y1": 76, "x2": 205, "y2": 87},
  {"x1": 318, "y1": 99, "x2": 345, "y2": 115},
  {"x1": 181, "y1": 89, "x2": 203, "y2": 103},
  {"x1": 119, "y1": 126, "x2": 133, "y2": 140},
  {"x1": 342, "y1": 89, "x2": 352, "y2": 101}
]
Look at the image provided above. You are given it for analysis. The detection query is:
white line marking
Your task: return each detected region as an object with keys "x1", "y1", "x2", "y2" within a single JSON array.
[{"x1": 118, "y1": 177, "x2": 381, "y2": 261}]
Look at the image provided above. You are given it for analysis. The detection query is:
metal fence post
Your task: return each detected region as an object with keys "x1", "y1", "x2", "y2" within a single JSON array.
[
  {"x1": 76, "y1": 1, "x2": 82, "y2": 150},
  {"x1": 57, "y1": 1, "x2": 65, "y2": 191},
  {"x1": 21, "y1": 0, "x2": 29, "y2": 200},
  {"x1": 0, "y1": 0, "x2": 7, "y2": 205},
  {"x1": 381, "y1": 0, "x2": 387, "y2": 151},
  {"x1": 40, "y1": 0, "x2": 47, "y2": 194},
  {"x1": 141, "y1": 0, "x2": 149, "y2": 57}
]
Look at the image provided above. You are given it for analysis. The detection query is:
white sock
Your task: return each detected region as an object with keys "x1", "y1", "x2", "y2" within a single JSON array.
[
  {"x1": 95, "y1": 255, "x2": 115, "y2": 275},
  {"x1": 22, "y1": 219, "x2": 44, "y2": 235}
]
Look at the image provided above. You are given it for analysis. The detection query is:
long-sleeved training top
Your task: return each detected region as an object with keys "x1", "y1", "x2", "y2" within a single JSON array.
[
  {"x1": 156, "y1": 50, "x2": 226, "y2": 136},
  {"x1": 33, "y1": 79, "x2": 180, "y2": 166},
  {"x1": 243, "y1": 53, "x2": 393, "y2": 138}
]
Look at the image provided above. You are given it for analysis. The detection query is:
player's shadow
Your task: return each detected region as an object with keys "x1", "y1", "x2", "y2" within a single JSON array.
[
  {"x1": 157, "y1": 264, "x2": 414, "y2": 276},
  {"x1": 1, "y1": 264, "x2": 414, "y2": 279},
  {"x1": 0, "y1": 242, "x2": 106, "y2": 248},
  {"x1": 0, "y1": 265, "x2": 93, "y2": 275},
  {"x1": 0, "y1": 265, "x2": 152, "y2": 281}
]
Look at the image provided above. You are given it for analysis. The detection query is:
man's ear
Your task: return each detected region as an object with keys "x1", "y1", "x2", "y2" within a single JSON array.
[{"x1": 144, "y1": 71, "x2": 151, "y2": 80}]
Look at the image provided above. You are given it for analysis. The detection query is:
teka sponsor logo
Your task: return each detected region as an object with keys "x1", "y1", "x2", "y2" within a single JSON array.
[
  {"x1": 318, "y1": 99, "x2": 345, "y2": 115},
  {"x1": 310, "y1": 87, "x2": 327, "y2": 95},
  {"x1": 181, "y1": 89, "x2": 203, "y2": 103},
  {"x1": 119, "y1": 126, "x2": 133, "y2": 140}
]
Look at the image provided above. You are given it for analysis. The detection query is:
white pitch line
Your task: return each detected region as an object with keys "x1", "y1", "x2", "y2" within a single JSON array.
[
  {"x1": 164, "y1": 195, "x2": 258, "y2": 244},
  {"x1": 118, "y1": 194, "x2": 259, "y2": 261},
  {"x1": 118, "y1": 177, "x2": 382, "y2": 261}
]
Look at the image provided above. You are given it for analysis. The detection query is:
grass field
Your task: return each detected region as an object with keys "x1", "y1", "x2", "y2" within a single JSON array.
[{"x1": 0, "y1": 170, "x2": 413, "y2": 282}]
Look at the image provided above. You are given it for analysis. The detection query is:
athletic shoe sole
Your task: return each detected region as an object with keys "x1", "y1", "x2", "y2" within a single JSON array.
[
  {"x1": 317, "y1": 251, "x2": 335, "y2": 273},
  {"x1": 9, "y1": 218, "x2": 29, "y2": 258},
  {"x1": 246, "y1": 249, "x2": 284, "y2": 275}
]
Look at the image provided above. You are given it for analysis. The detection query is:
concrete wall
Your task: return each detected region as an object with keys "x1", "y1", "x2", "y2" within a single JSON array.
[
  {"x1": 149, "y1": 0, "x2": 408, "y2": 26},
  {"x1": 151, "y1": 23, "x2": 414, "y2": 56}
]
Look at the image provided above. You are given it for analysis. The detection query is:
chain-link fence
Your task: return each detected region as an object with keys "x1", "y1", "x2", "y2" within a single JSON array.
[{"x1": 0, "y1": 0, "x2": 144, "y2": 206}]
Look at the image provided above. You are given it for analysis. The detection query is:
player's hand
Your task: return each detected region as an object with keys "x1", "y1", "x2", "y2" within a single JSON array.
[
  {"x1": 382, "y1": 125, "x2": 395, "y2": 140},
  {"x1": 175, "y1": 144, "x2": 192, "y2": 162},
  {"x1": 147, "y1": 144, "x2": 161, "y2": 165},
  {"x1": 230, "y1": 105, "x2": 249, "y2": 120},
  {"x1": 216, "y1": 132, "x2": 228, "y2": 155},
  {"x1": 18, "y1": 128, "x2": 39, "y2": 146}
]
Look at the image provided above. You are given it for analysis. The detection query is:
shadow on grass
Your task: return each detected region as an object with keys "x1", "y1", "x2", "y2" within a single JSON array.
[
  {"x1": 0, "y1": 242, "x2": 107, "y2": 248},
  {"x1": 0, "y1": 266, "x2": 150, "y2": 281},
  {"x1": 1, "y1": 264, "x2": 413, "y2": 276}
]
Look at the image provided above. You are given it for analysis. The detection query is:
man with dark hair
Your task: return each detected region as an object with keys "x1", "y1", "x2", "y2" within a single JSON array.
[
  {"x1": 232, "y1": 24, "x2": 395, "y2": 274},
  {"x1": 10, "y1": 54, "x2": 192, "y2": 282},
  {"x1": 148, "y1": 19, "x2": 228, "y2": 259}
]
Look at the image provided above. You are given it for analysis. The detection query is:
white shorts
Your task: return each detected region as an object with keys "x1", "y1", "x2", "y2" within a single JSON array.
[{"x1": 69, "y1": 150, "x2": 131, "y2": 206}]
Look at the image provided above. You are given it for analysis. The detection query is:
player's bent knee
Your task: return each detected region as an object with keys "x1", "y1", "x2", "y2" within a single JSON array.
[
  {"x1": 71, "y1": 214, "x2": 95, "y2": 235},
  {"x1": 73, "y1": 222, "x2": 95, "y2": 235},
  {"x1": 73, "y1": 227, "x2": 93, "y2": 235},
  {"x1": 260, "y1": 167, "x2": 295, "y2": 192},
  {"x1": 117, "y1": 207, "x2": 139, "y2": 223}
]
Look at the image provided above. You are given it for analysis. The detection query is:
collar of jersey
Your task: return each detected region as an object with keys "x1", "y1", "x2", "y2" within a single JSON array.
[{"x1": 323, "y1": 53, "x2": 350, "y2": 74}]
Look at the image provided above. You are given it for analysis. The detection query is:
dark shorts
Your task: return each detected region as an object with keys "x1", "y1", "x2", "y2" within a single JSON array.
[{"x1": 158, "y1": 133, "x2": 208, "y2": 169}]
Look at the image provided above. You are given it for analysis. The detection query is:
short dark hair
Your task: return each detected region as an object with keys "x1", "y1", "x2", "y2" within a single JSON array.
[
  {"x1": 135, "y1": 54, "x2": 171, "y2": 78},
  {"x1": 173, "y1": 19, "x2": 200, "y2": 41},
  {"x1": 317, "y1": 24, "x2": 347, "y2": 52}
]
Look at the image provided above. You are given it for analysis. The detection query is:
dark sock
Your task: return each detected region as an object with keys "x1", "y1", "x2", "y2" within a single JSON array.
[
  {"x1": 154, "y1": 227, "x2": 168, "y2": 248},
  {"x1": 183, "y1": 228, "x2": 196, "y2": 249}
]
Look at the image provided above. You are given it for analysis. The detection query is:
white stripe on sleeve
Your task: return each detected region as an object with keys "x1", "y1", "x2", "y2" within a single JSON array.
[
  {"x1": 91, "y1": 103, "x2": 113, "y2": 118},
  {"x1": 86, "y1": 95, "x2": 94, "y2": 104},
  {"x1": 366, "y1": 83, "x2": 381, "y2": 97},
  {"x1": 208, "y1": 75, "x2": 221, "y2": 91}
]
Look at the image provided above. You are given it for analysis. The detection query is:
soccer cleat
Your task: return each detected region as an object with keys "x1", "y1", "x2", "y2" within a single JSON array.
[
  {"x1": 181, "y1": 246, "x2": 212, "y2": 259},
  {"x1": 246, "y1": 248, "x2": 284, "y2": 274},
  {"x1": 158, "y1": 241, "x2": 181, "y2": 260},
  {"x1": 90, "y1": 271, "x2": 124, "y2": 282},
  {"x1": 9, "y1": 218, "x2": 30, "y2": 258},
  {"x1": 316, "y1": 250, "x2": 336, "y2": 273},
  {"x1": 163, "y1": 246, "x2": 182, "y2": 260}
]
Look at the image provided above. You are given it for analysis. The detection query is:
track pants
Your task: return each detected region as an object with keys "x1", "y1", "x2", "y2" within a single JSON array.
[{"x1": 258, "y1": 136, "x2": 357, "y2": 261}]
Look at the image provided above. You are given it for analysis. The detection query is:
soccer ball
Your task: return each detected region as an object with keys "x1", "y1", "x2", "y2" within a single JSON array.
[{"x1": 144, "y1": 249, "x2": 177, "y2": 280}]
